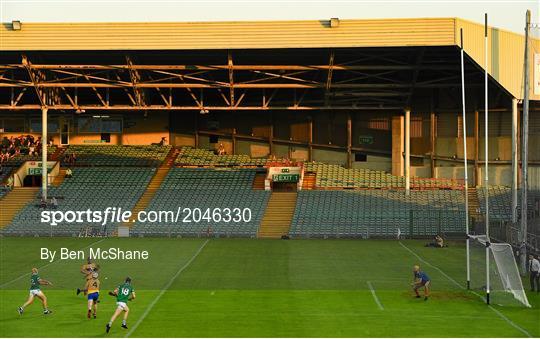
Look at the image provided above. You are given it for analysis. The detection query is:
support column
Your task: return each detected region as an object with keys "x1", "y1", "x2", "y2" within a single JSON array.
[
  {"x1": 511, "y1": 98, "x2": 518, "y2": 223},
  {"x1": 346, "y1": 113, "x2": 352, "y2": 169},
  {"x1": 474, "y1": 110, "x2": 479, "y2": 187},
  {"x1": 308, "y1": 117, "x2": 313, "y2": 162},
  {"x1": 405, "y1": 109, "x2": 411, "y2": 195},
  {"x1": 430, "y1": 111, "x2": 436, "y2": 178},
  {"x1": 391, "y1": 115, "x2": 404, "y2": 177},
  {"x1": 194, "y1": 111, "x2": 199, "y2": 148},
  {"x1": 269, "y1": 114, "x2": 274, "y2": 156},
  {"x1": 41, "y1": 107, "x2": 48, "y2": 201},
  {"x1": 232, "y1": 128, "x2": 237, "y2": 155}
]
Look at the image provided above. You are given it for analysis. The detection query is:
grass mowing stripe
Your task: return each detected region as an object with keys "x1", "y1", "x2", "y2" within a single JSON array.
[
  {"x1": 366, "y1": 281, "x2": 384, "y2": 310},
  {"x1": 125, "y1": 239, "x2": 209, "y2": 338},
  {"x1": 399, "y1": 241, "x2": 532, "y2": 338},
  {"x1": 0, "y1": 238, "x2": 105, "y2": 289}
]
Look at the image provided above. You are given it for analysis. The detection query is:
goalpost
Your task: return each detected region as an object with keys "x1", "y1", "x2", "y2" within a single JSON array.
[
  {"x1": 469, "y1": 235, "x2": 531, "y2": 307},
  {"x1": 461, "y1": 17, "x2": 529, "y2": 308}
]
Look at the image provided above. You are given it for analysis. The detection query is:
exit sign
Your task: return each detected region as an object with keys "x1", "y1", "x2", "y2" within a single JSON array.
[{"x1": 273, "y1": 174, "x2": 300, "y2": 183}]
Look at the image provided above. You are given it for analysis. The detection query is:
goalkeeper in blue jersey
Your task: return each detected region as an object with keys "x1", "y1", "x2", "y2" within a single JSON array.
[{"x1": 412, "y1": 265, "x2": 430, "y2": 301}]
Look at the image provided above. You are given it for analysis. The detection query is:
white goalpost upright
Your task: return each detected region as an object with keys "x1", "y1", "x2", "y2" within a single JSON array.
[
  {"x1": 483, "y1": 13, "x2": 491, "y2": 305},
  {"x1": 459, "y1": 28, "x2": 470, "y2": 290}
]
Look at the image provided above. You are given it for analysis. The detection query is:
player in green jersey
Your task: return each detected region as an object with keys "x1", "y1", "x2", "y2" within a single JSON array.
[
  {"x1": 18, "y1": 268, "x2": 53, "y2": 315},
  {"x1": 105, "y1": 277, "x2": 136, "y2": 333}
]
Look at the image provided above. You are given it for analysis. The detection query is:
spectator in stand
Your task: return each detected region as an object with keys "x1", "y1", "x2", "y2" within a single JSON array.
[
  {"x1": 65, "y1": 168, "x2": 73, "y2": 179},
  {"x1": 217, "y1": 143, "x2": 226, "y2": 155},
  {"x1": 51, "y1": 197, "x2": 58, "y2": 210},
  {"x1": 6, "y1": 175, "x2": 13, "y2": 190}
]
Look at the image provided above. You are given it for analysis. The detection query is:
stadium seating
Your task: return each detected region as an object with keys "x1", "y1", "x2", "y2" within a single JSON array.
[
  {"x1": 304, "y1": 162, "x2": 462, "y2": 190},
  {"x1": 1, "y1": 167, "x2": 154, "y2": 236},
  {"x1": 175, "y1": 147, "x2": 270, "y2": 167},
  {"x1": 0, "y1": 166, "x2": 15, "y2": 184},
  {"x1": 477, "y1": 186, "x2": 540, "y2": 221},
  {"x1": 62, "y1": 145, "x2": 171, "y2": 167},
  {"x1": 290, "y1": 189, "x2": 466, "y2": 238},
  {"x1": 131, "y1": 168, "x2": 270, "y2": 237},
  {"x1": 1, "y1": 146, "x2": 58, "y2": 167},
  {"x1": 0, "y1": 187, "x2": 10, "y2": 199}
]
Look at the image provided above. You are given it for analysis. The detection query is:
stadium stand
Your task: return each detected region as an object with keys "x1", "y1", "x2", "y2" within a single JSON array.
[
  {"x1": 132, "y1": 168, "x2": 270, "y2": 237},
  {"x1": 62, "y1": 145, "x2": 172, "y2": 167},
  {"x1": 290, "y1": 190, "x2": 466, "y2": 238},
  {"x1": 1, "y1": 167, "x2": 154, "y2": 236}
]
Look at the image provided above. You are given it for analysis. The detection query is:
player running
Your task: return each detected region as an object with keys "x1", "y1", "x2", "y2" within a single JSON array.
[
  {"x1": 78, "y1": 257, "x2": 99, "y2": 295},
  {"x1": 412, "y1": 265, "x2": 431, "y2": 301},
  {"x1": 106, "y1": 277, "x2": 136, "y2": 333},
  {"x1": 18, "y1": 268, "x2": 53, "y2": 315},
  {"x1": 79, "y1": 271, "x2": 101, "y2": 319}
]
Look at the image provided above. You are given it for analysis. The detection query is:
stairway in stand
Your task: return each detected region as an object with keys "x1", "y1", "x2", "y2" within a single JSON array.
[
  {"x1": 52, "y1": 169, "x2": 67, "y2": 186},
  {"x1": 302, "y1": 172, "x2": 316, "y2": 190},
  {"x1": 122, "y1": 148, "x2": 178, "y2": 229},
  {"x1": 252, "y1": 173, "x2": 266, "y2": 190},
  {"x1": 0, "y1": 187, "x2": 39, "y2": 229},
  {"x1": 467, "y1": 187, "x2": 482, "y2": 222},
  {"x1": 50, "y1": 146, "x2": 66, "y2": 161},
  {"x1": 257, "y1": 192, "x2": 297, "y2": 238}
]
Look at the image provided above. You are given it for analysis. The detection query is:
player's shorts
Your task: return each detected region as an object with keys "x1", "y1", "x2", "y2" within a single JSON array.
[
  {"x1": 29, "y1": 289, "x2": 42, "y2": 296},
  {"x1": 87, "y1": 292, "x2": 99, "y2": 301},
  {"x1": 116, "y1": 302, "x2": 128, "y2": 310}
]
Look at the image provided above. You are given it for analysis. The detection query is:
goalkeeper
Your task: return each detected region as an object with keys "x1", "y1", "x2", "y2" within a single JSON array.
[{"x1": 412, "y1": 265, "x2": 430, "y2": 301}]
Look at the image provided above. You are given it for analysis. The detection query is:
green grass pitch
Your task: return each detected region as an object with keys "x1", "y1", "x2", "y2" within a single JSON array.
[{"x1": 0, "y1": 237, "x2": 538, "y2": 337}]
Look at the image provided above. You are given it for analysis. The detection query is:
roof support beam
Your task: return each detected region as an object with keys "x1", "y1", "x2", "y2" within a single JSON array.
[{"x1": 21, "y1": 55, "x2": 46, "y2": 107}]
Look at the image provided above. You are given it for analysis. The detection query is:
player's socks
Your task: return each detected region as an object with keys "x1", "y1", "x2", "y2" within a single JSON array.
[
  {"x1": 87, "y1": 310, "x2": 91, "y2": 319},
  {"x1": 17, "y1": 307, "x2": 23, "y2": 315},
  {"x1": 106, "y1": 323, "x2": 111, "y2": 333},
  {"x1": 121, "y1": 320, "x2": 128, "y2": 329}
]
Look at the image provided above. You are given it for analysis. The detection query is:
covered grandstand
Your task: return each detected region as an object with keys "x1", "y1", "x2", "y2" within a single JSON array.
[{"x1": 0, "y1": 17, "x2": 539, "y2": 243}]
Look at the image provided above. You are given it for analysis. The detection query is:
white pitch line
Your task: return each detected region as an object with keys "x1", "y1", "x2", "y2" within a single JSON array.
[
  {"x1": 0, "y1": 238, "x2": 105, "y2": 289},
  {"x1": 398, "y1": 241, "x2": 532, "y2": 338},
  {"x1": 367, "y1": 281, "x2": 384, "y2": 311},
  {"x1": 125, "y1": 239, "x2": 210, "y2": 338}
]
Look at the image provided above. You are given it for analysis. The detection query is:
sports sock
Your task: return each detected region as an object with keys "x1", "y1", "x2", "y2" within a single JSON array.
[{"x1": 122, "y1": 320, "x2": 126, "y2": 326}]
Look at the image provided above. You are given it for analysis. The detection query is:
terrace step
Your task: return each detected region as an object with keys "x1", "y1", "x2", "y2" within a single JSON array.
[
  {"x1": 302, "y1": 172, "x2": 316, "y2": 190},
  {"x1": 258, "y1": 192, "x2": 297, "y2": 239},
  {"x1": 467, "y1": 187, "x2": 482, "y2": 222},
  {"x1": 252, "y1": 173, "x2": 266, "y2": 190},
  {"x1": 122, "y1": 155, "x2": 174, "y2": 229},
  {"x1": 0, "y1": 187, "x2": 40, "y2": 228},
  {"x1": 52, "y1": 169, "x2": 67, "y2": 186}
]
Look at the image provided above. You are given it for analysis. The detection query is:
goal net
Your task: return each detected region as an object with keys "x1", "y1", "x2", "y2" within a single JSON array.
[{"x1": 469, "y1": 235, "x2": 530, "y2": 307}]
